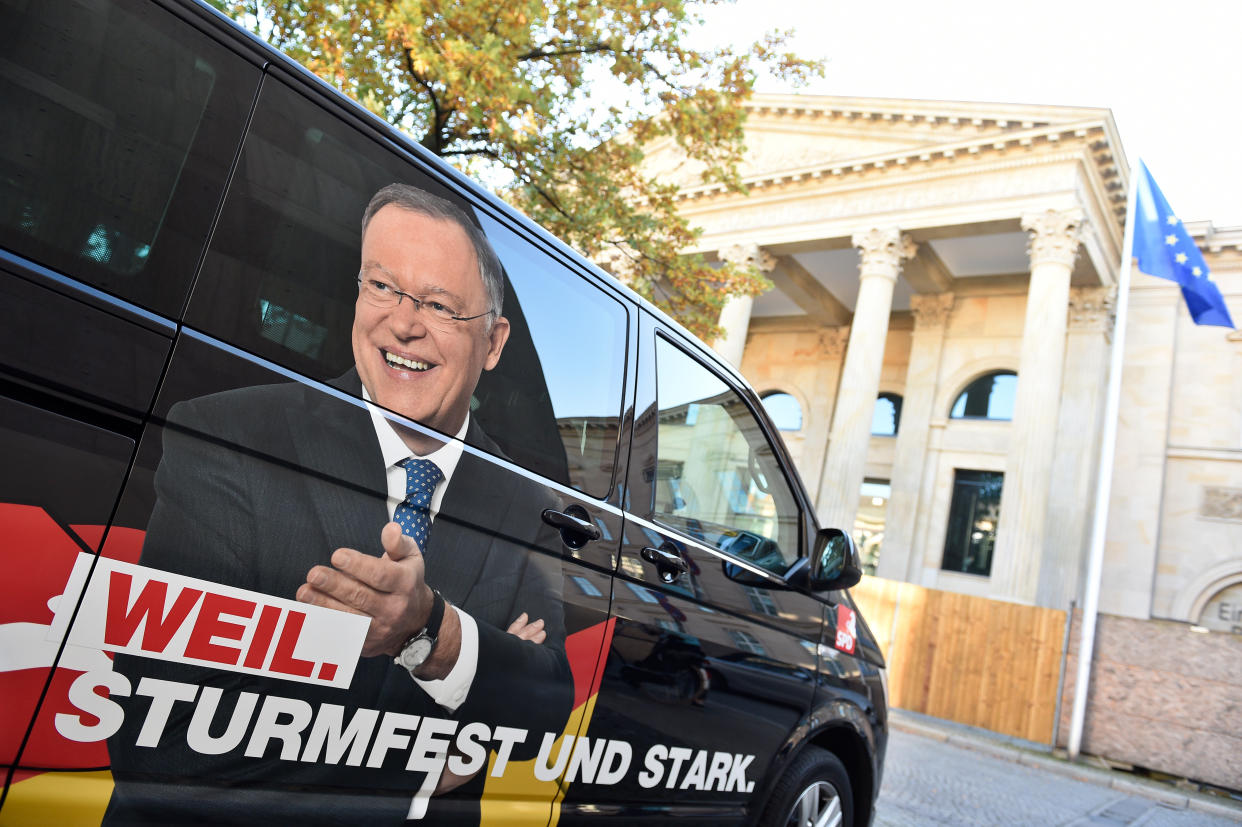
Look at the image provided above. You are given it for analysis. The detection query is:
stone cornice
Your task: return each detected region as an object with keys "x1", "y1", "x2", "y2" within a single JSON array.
[
  {"x1": 674, "y1": 119, "x2": 1124, "y2": 217},
  {"x1": 1185, "y1": 221, "x2": 1242, "y2": 254},
  {"x1": 739, "y1": 94, "x2": 1109, "y2": 128}
]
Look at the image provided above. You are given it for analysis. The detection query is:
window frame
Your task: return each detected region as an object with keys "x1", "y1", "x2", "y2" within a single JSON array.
[
  {"x1": 871, "y1": 392, "x2": 903, "y2": 436},
  {"x1": 941, "y1": 468, "x2": 1004, "y2": 577},
  {"x1": 648, "y1": 331, "x2": 806, "y2": 573},
  {"x1": 949, "y1": 371, "x2": 1017, "y2": 422}
]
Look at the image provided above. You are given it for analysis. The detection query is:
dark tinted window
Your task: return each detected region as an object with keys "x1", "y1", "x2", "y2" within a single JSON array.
[
  {"x1": 187, "y1": 78, "x2": 623, "y2": 494},
  {"x1": 0, "y1": 0, "x2": 258, "y2": 316},
  {"x1": 185, "y1": 78, "x2": 424, "y2": 376},
  {"x1": 942, "y1": 469, "x2": 1002, "y2": 576}
]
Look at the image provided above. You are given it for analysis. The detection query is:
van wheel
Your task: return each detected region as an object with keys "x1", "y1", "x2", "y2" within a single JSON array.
[{"x1": 760, "y1": 746, "x2": 853, "y2": 827}]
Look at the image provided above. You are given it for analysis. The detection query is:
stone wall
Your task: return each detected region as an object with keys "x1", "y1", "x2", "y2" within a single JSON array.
[{"x1": 1057, "y1": 609, "x2": 1242, "y2": 791}]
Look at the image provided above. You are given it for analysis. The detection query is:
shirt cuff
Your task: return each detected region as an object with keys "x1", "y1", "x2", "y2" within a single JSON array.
[{"x1": 412, "y1": 605, "x2": 477, "y2": 712}]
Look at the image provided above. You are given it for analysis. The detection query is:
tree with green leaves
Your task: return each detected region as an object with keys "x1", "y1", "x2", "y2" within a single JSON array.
[{"x1": 211, "y1": 0, "x2": 821, "y2": 340}]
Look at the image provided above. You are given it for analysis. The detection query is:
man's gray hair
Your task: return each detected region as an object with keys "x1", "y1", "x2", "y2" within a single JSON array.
[{"x1": 361, "y1": 184, "x2": 505, "y2": 320}]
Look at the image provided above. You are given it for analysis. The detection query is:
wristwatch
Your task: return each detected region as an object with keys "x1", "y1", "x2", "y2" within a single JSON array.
[{"x1": 394, "y1": 589, "x2": 446, "y2": 674}]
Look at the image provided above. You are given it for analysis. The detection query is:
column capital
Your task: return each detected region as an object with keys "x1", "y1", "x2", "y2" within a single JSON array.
[
  {"x1": 719, "y1": 243, "x2": 777, "y2": 273},
  {"x1": 1068, "y1": 286, "x2": 1116, "y2": 335},
  {"x1": 911, "y1": 293, "x2": 956, "y2": 331},
  {"x1": 852, "y1": 228, "x2": 916, "y2": 281},
  {"x1": 1021, "y1": 208, "x2": 1084, "y2": 270}
]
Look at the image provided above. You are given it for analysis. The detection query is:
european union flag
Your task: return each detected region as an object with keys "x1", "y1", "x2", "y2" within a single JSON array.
[{"x1": 1132, "y1": 161, "x2": 1234, "y2": 328}]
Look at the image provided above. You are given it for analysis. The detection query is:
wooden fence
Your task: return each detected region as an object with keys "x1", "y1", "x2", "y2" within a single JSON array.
[{"x1": 849, "y1": 577, "x2": 1068, "y2": 744}]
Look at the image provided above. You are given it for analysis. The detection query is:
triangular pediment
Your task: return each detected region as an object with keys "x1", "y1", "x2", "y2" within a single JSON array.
[{"x1": 643, "y1": 94, "x2": 1113, "y2": 185}]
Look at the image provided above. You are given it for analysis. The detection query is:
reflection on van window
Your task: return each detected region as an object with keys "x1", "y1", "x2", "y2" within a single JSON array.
[
  {"x1": 653, "y1": 338, "x2": 800, "y2": 574},
  {"x1": 761, "y1": 392, "x2": 802, "y2": 431},
  {"x1": 477, "y1": 213, "x2": 627, "y2": 498},
  {"x1": 0, "y1": 0, "x2": 255, "y2": 314}
]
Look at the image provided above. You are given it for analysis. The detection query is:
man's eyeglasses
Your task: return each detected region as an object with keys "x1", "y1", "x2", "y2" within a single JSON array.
[{"x1": 356, "y1": 277, "x2": 494, "y2": 325}]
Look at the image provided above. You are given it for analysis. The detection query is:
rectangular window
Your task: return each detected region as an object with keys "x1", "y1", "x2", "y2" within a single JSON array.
[
  {"x1": 727, "y1": 629, "x2": 766, "y2": 656},
  {"x1": 625, "y1": 582, "x2": 660, "y2": 603},
  {"x1": 571, "y1": 576, "x2": 602, "y2": 597},
  {"x1": 942, "y1": 470, "x2": 1003, "y2": 576},
  {"x1": 855, "y1": 478, "x2": 890, "y2": 576},
  {"x1": 743, "y1": 586, "x2": 778, "y2": 616}
]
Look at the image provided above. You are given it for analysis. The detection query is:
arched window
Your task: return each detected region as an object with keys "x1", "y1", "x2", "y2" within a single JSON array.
[
  {"x1": 761, "y1": 391, "x2": 803, "y2": 431},
  {"x1": 871, "y1": 393, "x2": 902, "y2": 436},
  {"x1": 950, "y1": 371, "x2": 1017, "y2": 421}
]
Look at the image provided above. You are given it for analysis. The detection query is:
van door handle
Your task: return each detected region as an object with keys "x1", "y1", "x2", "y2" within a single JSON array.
[
  {"x1": 542, "y1": 507, "x2": 601, "y2": 548},
  {"x1": 641, "y1": 544, "x2": 688, "y2": 582}
]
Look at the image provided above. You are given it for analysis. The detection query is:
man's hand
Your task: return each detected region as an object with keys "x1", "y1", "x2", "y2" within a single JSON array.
[
  {"x1": 297, "y1": 521, "x2": 433, "y2": 658},
  {"x1": 506, "y1": 612, "x2": 546, "y2": 644}
]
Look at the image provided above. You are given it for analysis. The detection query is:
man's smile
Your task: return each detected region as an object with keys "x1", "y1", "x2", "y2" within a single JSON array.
[{"x1": 382, "y1": 348, "x2": 435, "y2": 373}]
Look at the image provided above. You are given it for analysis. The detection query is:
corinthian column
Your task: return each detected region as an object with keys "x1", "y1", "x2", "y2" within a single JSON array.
[
  {"x1": 878, "y1": 292, "x2": 955, "y2": 581},
  {"x1": 715, "y1": 244, "x2": 776, "y2": 367},
  {"x1": 1038, "y1": 287, "x2": 1115, "y2": 608},
  {"x1": 991, "y1": 208, "x2": 1083, "y2": 604},
  {"x1": 817, "y1": 228, "x2": 916, "y2": 532}
]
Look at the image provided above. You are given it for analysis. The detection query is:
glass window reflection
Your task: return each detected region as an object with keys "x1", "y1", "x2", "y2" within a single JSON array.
[{"x1": 653, "y1": 338, "x2": 800, "y2": 574}]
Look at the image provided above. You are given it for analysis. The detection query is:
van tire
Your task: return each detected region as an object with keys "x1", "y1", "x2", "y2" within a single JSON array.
[{"x1": 759, "y1": 745, "x2": 853, "y2": 827}]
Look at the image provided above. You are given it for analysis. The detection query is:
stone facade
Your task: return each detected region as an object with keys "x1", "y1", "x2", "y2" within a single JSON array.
[
  {"x1": 1058, "y1": 609, "x2": 1242, "y2": 791},
  {"x1": 640, "y1": 93, "x2": 1242, "y2": 785}
]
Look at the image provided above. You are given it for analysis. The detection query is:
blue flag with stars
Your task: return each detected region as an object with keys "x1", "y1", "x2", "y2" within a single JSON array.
[{"x1": 1132, "y1": 161, "x2": 1234, "y2": 328}]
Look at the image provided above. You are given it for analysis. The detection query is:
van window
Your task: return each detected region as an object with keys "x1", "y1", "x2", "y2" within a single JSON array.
[
  {"x1": 185, "y1": 78, "x2": 624, "y2": 495},
  {"x1": 475, "y1": 214, "x2": 627, "y2": 499},
  {"x1": 0, "y1": 0, "x2": 258, "y2": 315},
  {"x1": 653, "y1": 337, "x2": 800, "y2": 573}
]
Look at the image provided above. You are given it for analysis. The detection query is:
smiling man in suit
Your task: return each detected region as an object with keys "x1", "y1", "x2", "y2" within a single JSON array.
[{"x1": 105, "y1": 185, "x2": 573, "y2": 825}]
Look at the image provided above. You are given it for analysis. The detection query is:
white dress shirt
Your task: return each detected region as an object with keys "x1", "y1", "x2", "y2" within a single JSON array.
[{"x1": 363, "y1": 389, "x2": 478, "y2": 712}]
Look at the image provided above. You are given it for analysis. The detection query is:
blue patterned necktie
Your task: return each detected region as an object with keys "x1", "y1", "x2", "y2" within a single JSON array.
[{"x1": 395, "y1": 457, "x2": 443, "y2": 553}]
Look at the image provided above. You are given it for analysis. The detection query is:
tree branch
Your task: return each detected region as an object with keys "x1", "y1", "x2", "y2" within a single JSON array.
[
  {"x1": 519, "y1": 41, "x2": 613, "y2": 61},
  {"x1": 403, "y1": 48, "x2": 445, "y2": 154}
]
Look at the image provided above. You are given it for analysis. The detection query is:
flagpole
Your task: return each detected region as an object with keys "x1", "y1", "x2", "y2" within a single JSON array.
[{"x1": 1067, "y1": 164, "x2": 1138, "y2": 761}]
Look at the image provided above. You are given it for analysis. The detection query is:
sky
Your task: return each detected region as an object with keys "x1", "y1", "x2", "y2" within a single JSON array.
[{"x1": 701, "y1": 0, "x2": 1242, "y2": 227}]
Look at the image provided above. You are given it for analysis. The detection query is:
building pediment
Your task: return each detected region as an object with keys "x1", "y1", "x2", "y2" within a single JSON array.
[{"x1": 643, "y1": 94, "x2": 1116, "y2": 186}]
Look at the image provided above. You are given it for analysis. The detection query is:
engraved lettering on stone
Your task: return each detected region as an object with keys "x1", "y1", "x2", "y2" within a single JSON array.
[{"x1": 1202, "y1": 487, "x2": 1242, "y2": 521}]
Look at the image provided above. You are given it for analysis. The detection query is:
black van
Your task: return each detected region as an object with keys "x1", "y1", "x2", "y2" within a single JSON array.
[{"x1": 0, "y1": 0, "x2": 887, "y2": 824}]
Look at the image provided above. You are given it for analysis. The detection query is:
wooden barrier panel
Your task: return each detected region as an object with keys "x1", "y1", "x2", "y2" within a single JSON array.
[{"x1": 850, "y1": 577, "x2": 1067, "y2": 744}]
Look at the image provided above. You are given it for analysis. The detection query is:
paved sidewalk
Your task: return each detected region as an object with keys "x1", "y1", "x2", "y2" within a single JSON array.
[{"x1": 885, "y1": 709, "x2": 1242, "y2": 823}]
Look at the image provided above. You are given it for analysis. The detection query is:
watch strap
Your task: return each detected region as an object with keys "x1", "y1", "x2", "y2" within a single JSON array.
[
  {"x1": 422, "y1": 588, "x2": 446, "y2": 640},
  {"x1": 393, "y1": 589, "x2": 446, "y2": 671}
]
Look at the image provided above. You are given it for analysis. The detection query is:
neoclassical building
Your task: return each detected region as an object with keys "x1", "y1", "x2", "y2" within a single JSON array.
[{"x1": 642, "y1": 94, "x2": 1242, "y2": 786}]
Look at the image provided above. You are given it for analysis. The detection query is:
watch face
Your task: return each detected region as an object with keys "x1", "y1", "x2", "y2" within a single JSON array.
[{"x1": 398, "y1": 637, "x2": 433, "y2": 671}]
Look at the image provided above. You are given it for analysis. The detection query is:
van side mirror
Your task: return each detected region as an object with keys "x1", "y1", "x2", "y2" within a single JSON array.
[{"x1": 786, "y1": 527, "x2": 862, "y2": 592}]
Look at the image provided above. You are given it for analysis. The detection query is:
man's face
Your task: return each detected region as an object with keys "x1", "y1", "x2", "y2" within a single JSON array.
[{"x1": 352, "y1": 205, "x2": 509, "y2": 447}]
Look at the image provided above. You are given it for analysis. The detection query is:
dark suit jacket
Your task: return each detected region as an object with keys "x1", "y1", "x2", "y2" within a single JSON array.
[{"x1": 105, "y1": 370, "x2": 573, "y2": 825}]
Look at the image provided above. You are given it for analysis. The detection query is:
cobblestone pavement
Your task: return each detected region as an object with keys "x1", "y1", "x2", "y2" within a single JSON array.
[{"x1": 873, "y1": 723, "x2": 1242, "y2": 826}]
